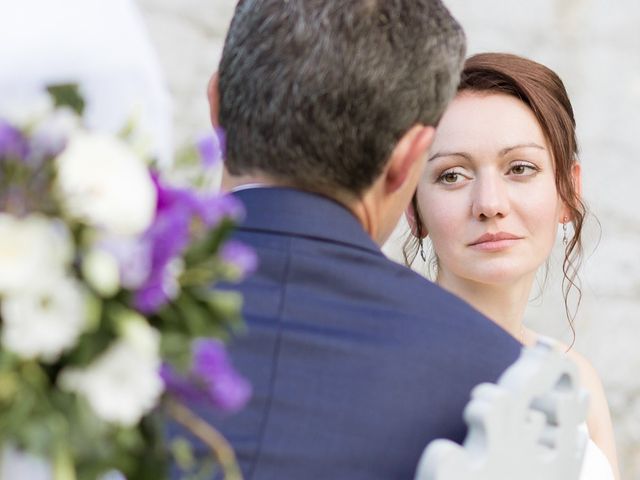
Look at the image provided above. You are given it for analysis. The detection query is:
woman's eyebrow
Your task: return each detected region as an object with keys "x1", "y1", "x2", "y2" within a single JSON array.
[
  {"x1": 428, "y1": 151, "x2": 472, "y2": 162},
  {"x1": 499, "y1": 142, "x2": 546, "y2": 156},
  {"x1": 428, "y1": 143, "x2": 545, "y2": 162}
]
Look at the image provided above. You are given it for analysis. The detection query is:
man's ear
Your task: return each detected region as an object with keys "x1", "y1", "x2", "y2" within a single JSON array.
[
  {"x1": 207, "y1": 72, "x2": 220, "y2": 127},
  {"x1": 405, "y1": 200, "x2": 428, "y2": 238},
  {"x1": 385, "y1": 125, "x2": 435, "y2": 193}
]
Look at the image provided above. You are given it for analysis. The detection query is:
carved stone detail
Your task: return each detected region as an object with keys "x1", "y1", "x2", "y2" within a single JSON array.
[{"x1": 416, "y1": 338, "x2": 589, "y2": 480}]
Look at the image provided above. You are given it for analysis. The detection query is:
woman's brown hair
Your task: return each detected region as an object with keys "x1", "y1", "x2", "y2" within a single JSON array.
[{"x1": 404, "y1": 52, "x2": 587, "y2": 332}]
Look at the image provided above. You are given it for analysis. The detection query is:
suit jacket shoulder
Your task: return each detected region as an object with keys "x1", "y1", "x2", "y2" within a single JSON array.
[{"x1": 195, "y1": 188, "x2": 521, "y2": 480}]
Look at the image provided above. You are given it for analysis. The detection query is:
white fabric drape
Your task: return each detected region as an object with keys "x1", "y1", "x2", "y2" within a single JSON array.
[{"x1": 0, "y1": 0, "x2": 172, "y2": 165}]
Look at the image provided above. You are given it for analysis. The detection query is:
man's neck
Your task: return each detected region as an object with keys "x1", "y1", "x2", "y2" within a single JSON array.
[{"x1": 222, "y1": 171, "x2": 389, "y2": 245}]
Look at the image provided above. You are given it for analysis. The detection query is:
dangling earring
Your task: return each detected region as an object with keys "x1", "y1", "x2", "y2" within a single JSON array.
[
  {"x1": 562, "y1": 217, "x2": 569, "y2": 246},
  {"x1": 419, "y1": 238, "x2": 427, "y2": 262}
]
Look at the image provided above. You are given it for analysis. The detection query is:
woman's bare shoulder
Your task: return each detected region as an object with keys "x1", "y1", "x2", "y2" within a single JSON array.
[{"x1": 564, "y1": 346, "x2": 620, "y2": 480}]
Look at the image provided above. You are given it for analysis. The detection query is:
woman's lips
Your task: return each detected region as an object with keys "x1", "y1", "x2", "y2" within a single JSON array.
[{"x1": 468, "y1": 232, "x2": 522, "y2": 252}]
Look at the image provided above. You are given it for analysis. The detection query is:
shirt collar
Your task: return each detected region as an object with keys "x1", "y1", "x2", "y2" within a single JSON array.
[{"x1": 230, "y1": 183, "x2": 269, "y2": 193}]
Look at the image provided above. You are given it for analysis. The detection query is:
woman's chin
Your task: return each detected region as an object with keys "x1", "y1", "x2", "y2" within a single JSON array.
[{"x1": 461, "y1": 265, "x2": 537, "y2": 287}]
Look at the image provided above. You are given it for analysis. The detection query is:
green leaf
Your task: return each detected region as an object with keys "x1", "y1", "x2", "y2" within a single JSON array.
[
  {"x1": 175, "y1": 291, "x2": 217, "y2": 337},
  {"x1": 47, "y1": 84, "x2": 85, "y2": 116},
  {"x1": 65, "y1": 330, "x2": 114, "y2": 367},
  {"x1": 0, "y1": 371, "x2": 18, "y2": 403},
  {"x1": 84, "y1": 292, "x2": 103, "y2": 332},
  {"x1": 203, "y1": 290, "x2": 244, "y2": 329},
  {"x1": 160, "y1": 332, "x2": 192, "y2": 371},
  {"x1": 184, "y1": 218, "x2": 235, "y2": 266},
  {"x1": 171, "y1": 436, "x2": 196, "y2": 471}
]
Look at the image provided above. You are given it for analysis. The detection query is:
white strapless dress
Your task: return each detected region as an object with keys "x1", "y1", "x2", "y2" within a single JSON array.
[
  {"x1": 580, "y1": 439, "x2": 615, "y2": 480},
  {"x1": 580, "y1": 428, "x2": 615, "y2": 480}
]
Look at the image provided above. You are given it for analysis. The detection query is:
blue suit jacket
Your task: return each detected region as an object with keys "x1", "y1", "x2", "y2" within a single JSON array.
[{"x1": 188, "y1": 188, "x2": 521, "y2": 479}]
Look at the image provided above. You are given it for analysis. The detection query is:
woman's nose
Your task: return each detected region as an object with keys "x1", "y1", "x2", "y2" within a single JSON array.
[{"x1": 471, "y1": 175, "x2": 510, "y2": 220}]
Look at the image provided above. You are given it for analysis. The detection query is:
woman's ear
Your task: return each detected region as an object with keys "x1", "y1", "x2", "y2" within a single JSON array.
[
  {"x1": 405, "y1": 199, "x2": 428, "y2": 238},
  {"x1": 572, "y1": 162, "x2": 582, "y2": 199},
  {"x1": 560, "y1": 162, "x2": 582, "y2": 222}
]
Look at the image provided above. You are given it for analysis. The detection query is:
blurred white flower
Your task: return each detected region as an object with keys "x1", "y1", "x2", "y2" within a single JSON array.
[
  {"x1": 0, "y1": 444, "x2": 51, "y2": 480},
  {"x1": 99, "y1": 471, "x2": 126, "y2": 480},
  {"x1": 82, "y1": 247, "x2": 120, "y2": 297},
  {"x1": 30, "y1": 106, "x2": 80, "y2": 158},
  {"x1": 55, "y1": 132, "x2": 157, "y2": 236},
  {"x1": 0, "y1": 214, "x2": 71, "y2": 295},
  {"x1": 162, "y1": 257, "x2": 184, "y2": 301},
  {"x1": 0, "y1": 90, "x2": 53, "y2": 127},
  {"x1": 1, "y1": 276, "x2": 87, "y2": 362},
  {"x1": 59, "y1": 322, "x2": 163, "y2": 427},
  {"x1": 95, "y1": 234, "x2": 152, "y2": 290},
  {"x1": 119, "y1": 312, "x2": 159, "y2": 358}
]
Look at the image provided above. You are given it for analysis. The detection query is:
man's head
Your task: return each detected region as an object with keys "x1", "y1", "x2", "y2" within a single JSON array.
[{"x1": 214, "y1": 0, "x2": 465, "y2": 242}]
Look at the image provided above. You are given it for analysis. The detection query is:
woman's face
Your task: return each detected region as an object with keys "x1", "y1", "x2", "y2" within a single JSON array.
[{"x1": 414, "y1": 92, "x2": 568, "y2": 286}]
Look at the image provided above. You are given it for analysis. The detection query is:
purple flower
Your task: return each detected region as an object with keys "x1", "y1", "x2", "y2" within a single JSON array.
[
  {"x1": 98, "y1": 236, "x2": 152, "y2": 290},
  {"x1": 161, "y1": 339, "x2": 251, "y2": 413},
  {"x1": 134, "y1": 211, "x2": 190, "y2": 313},
  {"x1": 134, "y1": 173, "x2": 249, "y2": 313},
  {"x1": 192, "y1": 339, "x2": 251, "y2": 411},
  {"x1": 160, "y1": 364, "x2": 202, "y2": 404},
  {"x1": 196, "y1": 128, "x2": 225, "y2": 168},
  {"x1": 134, "y1": 175, "x2": 193, "y2": 313},
  {"x1": 197, "y1": 193, "x2": 245, "y2": 227},
  {"x1": 214, "y1": 127, "x2": 226, "y2": 157},
  {"x1": 28, "y1": 109, "x2": 75, "y2": 160},
  {"x1": 0, "y1": 120, "x2": 29, "y2": 160},
  {"x1": 220, "y1": 241, "x2": 258, "y2": 281},
  {"x1": 135, "y1": 275, "x2": 177, "y2": 315}
]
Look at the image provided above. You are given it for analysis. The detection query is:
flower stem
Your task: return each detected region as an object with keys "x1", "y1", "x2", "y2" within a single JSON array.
[
  {"x1": 166, "y1": 398, "x2": 243, "y2": 480},
  {"x1": 53, "y1": 442, "x2": 76, "y2": 480}
]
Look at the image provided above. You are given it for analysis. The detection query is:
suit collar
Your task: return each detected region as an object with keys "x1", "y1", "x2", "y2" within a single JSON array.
[{"x1": 233, "y1": 187, "x2": 382, "y2": 254}]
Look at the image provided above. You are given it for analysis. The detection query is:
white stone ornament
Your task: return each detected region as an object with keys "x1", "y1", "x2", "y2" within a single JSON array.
[{"x1": 415, "y1": 338, "x2": 589, "y2": 480}]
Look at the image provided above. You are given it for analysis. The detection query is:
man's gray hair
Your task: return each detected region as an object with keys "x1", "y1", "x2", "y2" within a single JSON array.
[{"x1": 218, "y1": 0, "x2": 466, "y2": 195}]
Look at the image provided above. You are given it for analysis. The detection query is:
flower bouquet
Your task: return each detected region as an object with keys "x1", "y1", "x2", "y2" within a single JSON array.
[{"x1": 0, "y1": 85, "x2": 255, "y2": 480}]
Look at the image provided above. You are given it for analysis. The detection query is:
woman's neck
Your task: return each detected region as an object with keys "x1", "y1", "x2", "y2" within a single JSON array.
[{"x1": 436, "y1": 270, "x2": 536, "y2": 343}]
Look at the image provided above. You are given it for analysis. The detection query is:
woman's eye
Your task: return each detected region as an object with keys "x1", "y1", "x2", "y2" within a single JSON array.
[
  {"x1": 509, "y1": 163, "x2": 537, "y2": 176},
  {"x1": 437, "y1": 167, "x2": 472, "y2": 185},
  {"x1": 441, "y1": 172, "x2": 459, "y2": 184},
  {"x1": 438, "y1": 170, "x2": 464, "y2": 184}
]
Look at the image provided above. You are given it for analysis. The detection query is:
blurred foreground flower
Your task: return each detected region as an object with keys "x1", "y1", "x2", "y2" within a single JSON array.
[
  {"x1": 2, "y1": 275, "x2": 87, "y2": 362},
  {"x1": 60, "y1": 316, "x2": 163, "y2": 427},
  {"x1": 56, "y1": 132, "x2": 157, "y2": 236},
  {"x1": 0, "y1": 213, "x2": 71, "y2": 294},
  {"x1": 0, "y1": 84, "x2": 254, "y2": 480},
  {"x1": 196, "y1": 127, "x2": 225, "y2": 169},
  {"x1": 0, "y1": 121, "x2": 29, "y2": 160},
  {"x1": 161, "y1": 339, "x2": 251, "y2": 413},
  {"x1": 220, "y1": 241, "x2": 258, "y2": 282}
]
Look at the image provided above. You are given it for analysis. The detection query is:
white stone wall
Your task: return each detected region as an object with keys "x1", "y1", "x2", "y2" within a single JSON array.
[
  {"x1": 137, "y1": 0, "x2": 235, "y2": 144},
  {"x1": 136, "y1": 0, "x2": 640, "y2": 477}
]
